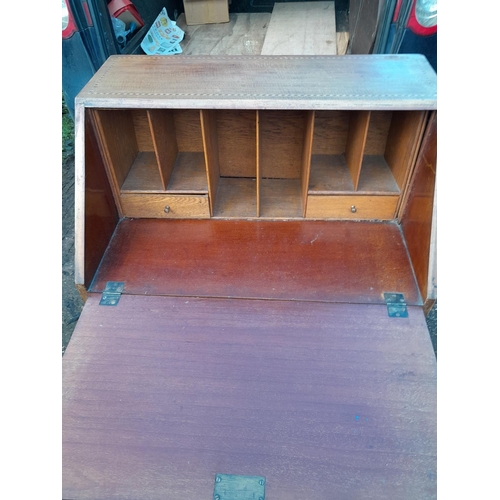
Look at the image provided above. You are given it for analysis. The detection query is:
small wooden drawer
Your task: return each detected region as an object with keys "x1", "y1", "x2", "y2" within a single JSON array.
[
  {"x1": 120, "y1": 194, "x2": 210, "y2": 218},
  {"x1": 306, "y1": 195, "x2": 399, "y2": 219}
]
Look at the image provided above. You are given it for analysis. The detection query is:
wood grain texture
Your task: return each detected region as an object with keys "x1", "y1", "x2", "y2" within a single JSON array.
[
  {"x1": 308, "y1": 154, "x2": 400, "y2": 195},
  {"x1": 385, "y1": 110, "x2": 426, "y2": 189},
  {"x1": 365, "y1": 111, "x2": 392, "y2": 155},
  {"x1": 176, "y1": 13, "x2": 271, "y2": 55},
  {"x1": 400, "y1": 112, "x2": 437, "y2": 302},
  {"x1": 348, "y1": 0, "x2": 380, "y2": 54},
  {"x1": 90, "y1": 219, "x2": 421, "y2": 305},
  {"x1": 312, "y1": 110, "x2": 350, "y2": 155},
  {"x1": 256, "y1": 110, "x2": 261, "y2": 217},
  {"x1": 213, "y1": 178, "x2": 257, "y2": 218},
  {"x1": 120, "y1": 193, "x2": 210, "y2": 218},
  {"x1": 336, "y1": 31, "x2": 349, "y2": 55},
  {"x1": 120, "y1": 152, "x2": 163, "y2": 192},
  {"x1": 76, "y1": 55, "x2": 437, "y2": 110},
  {"x1": 259, "y1": 179, "x2": 302, "y2": 218},
  {"x1": 63, "y1": 294, "x2": 436, "y2": 500},
  {"x1": 216, "y1": 110, "x2": 256, "y2": 178},
  {"x1": 120, "y1": 152, "x2": 208, "y2": 194},
  {"x1": 306, "y1": 194, "x2": 398, "y2": 220},
  {"x1": 76, "y1": 110, "x2": 119, "y2": 287},
  {"x1": 259, "y1": 110, "x2": 305, "y2": 179},
  {"x1": 147, "y1": 109, "x2": 178, "y2": 190},
  {"x1": 131, "y1": 109, "x2": 153, "y2": 151},
  {"x1": 92, "y1": 109, "x2": 137, "y2": 193},
  {"x1": 301, "y1": 110, "x2": 315, "y2": 215},
  {"x1": 166, "y1": 152, "x2": 208, "y2": 193},
  {"x1": 183, "y1": 0, "x2": 229, "y2": 26},
  {"x1": 345, "y1": 111, "x2": 370, "y2": 190},
  {"x1": 261, "y1": 2, "x2": 337, "y2": 55},
  {"x1": 200, "y1": 110, "x2": 221, "y2": 215}
]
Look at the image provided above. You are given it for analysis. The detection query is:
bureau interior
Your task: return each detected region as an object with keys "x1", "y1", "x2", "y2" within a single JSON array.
[{"x1": 91, "y1": 107, "x2": 426, "y2": 220}]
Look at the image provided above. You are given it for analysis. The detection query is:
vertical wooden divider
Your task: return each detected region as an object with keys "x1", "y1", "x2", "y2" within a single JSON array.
[
  {"x1": 256, "y1": 110, "x2": 261, "y2": 218},
  {"x1": 345, "y1": 111, "x2": 371, "y2": 191},
  {"x1": 301, "y1": 111, "x2": 315, "y2": 217},
  {"x1": 91, "y1": 109, "x2": 138, "y2": 215},
  {"x1": 385, "y1": 110, "x2": 427, "y2": 191},
  {"x1": 147, "y1": 109, "x2": 178, "y2": 190},
  {"x1": 200, "y1": 110, "x2": 220, "y2": 216}
]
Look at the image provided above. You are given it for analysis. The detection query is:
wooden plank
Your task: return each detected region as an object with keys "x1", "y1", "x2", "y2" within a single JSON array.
[
  {"x1": 336, "y1": 31, "x2": 349, "y2": 55},
  {"x1": 400, "y1": 112, "x2": 437, "y2": 302},
  {"x1": 200, "y1": 109, "x2": 220, "y2": 216},
  {"x1": 365, "y1": 111, "x2": 392, "y2": 155},
  {"x1": 183, "y1": 0, "x2": 229, "y2": 26},
  {"x1": 120, "y1": 193, "x2": 210, "y2": 218},
  {"x1": 308, "y1": 154, "x2": 400, "y2": 195},
  {"x1": 176, "y1": 13, "x2": 271, "y2": 55},
  {"x1": 345, "y1": 111, "x2": 370, "y2": 190},
  {"x1": 259, "y1": 110, "x2": 305, "y2": 179},
  {"x1": 76, "y1": 55, "x2": 437, "y2": 111},
  {"x1": 259, "y1": 179, "x2": 302, "y2": 218},
  {"x1": 63, "y1": 294, "x2": 436, "y2": 500},
  {"x1": 120, "y1": 152, "x2": 163, "y2": 192},
  {"x1": 256, "y1": 110, "x2": 261, "y2": 217},
  {"x1": 90, "y1": 219, "x2": 421, "y2": 305},
  {"x1": 306, "y1": 194, "x2": 399, "y2": 219},
  {"x1": 213, "y1": 178, "x2": 257, "y2": 218},
  {"x1": 92, "y1": 109, "x2": 137, "y2": 191},
  {"x1": 216, "y1": 110, "x2": 257, "y2": 178},
  {"x1": 312, "y1": 110, "x2": 350, "y2": 155},
  {"x1": 131, "y1": 109, "x2": 153, "y2": 151},
  {"x1": 75, "y1": 109, "x2": 119, "y2": 287},
  {"x1": 301, "y1": 111, "x2": 315, "y2": 215},
  {"x1": 166, "y1": 152, "x2": 208, "y2": 193},
  {"x1": 147, "y1": 109, "x2": 178, "y2": 190},
  {"x1": 261, "y1": 2, "x2": 337, "y2": 55},
  {"x1": 173, "y1": 109, "x2": 204, "y2": 153},
  {"x1": 348, "y1": 0, "x2": 380, "y2": 54},
  {"x1": 120, "y1": 152, "x2": 209, "y2": 194},
  {"x1": 385, "y1": 111, "x2": 427, "y2": 189}
]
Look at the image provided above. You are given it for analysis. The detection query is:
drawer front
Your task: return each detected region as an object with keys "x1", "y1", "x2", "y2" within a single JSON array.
[
  {"x1": 306, "y1": 195, "x2": 399, "y2": 220},
  {"x1": 120, "y1": 194, "x2": 210, "y2": 218}
]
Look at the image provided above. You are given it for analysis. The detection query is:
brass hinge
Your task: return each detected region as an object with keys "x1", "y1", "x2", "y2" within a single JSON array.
[
  {"x1": 213, "y1": 474, "x2": 266, "y2": 500},
  {"x1": 384, "y1": 292, "x2": 408, "y2": 318},
  {"x1": 99, "y1": 281, "x2": 125, "y2": 306}
]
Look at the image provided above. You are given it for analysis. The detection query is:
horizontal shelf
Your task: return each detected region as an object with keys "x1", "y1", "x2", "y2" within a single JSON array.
[
  {"x1": 121, "y1": 152, "x2": 208, "y2": 194},
  {"x1": 308, "y1": 154, "x2": 400, "y2": 195},
  {"x1": 214, "y1": 178, "x2": 257, "y2": 218},
  {"x1": 260, "y1": 179, "x2": 302, "y2": 218}
]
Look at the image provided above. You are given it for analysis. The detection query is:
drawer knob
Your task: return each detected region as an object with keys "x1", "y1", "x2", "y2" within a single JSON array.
[
  {"x1": 164, "y1": 206, "x2": 170, "y2": 213},
  {"x1": 351, "y1": 205, "x2": 357, "y2": 213}
]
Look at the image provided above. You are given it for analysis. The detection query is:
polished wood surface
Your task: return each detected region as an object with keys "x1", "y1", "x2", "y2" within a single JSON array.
[
  {"x1": 120, "y1": 193, "x2": 210, "y2": 218},
  {"x1": 78, "y1": 112, "x2": 119, "y2": 287},
  {"x1": 261, "y1": 2, "x2": 337, "y2": 55},
  {"x1": 63, "y1": 294, "x2": 436, "y2": 500},
  {"x1": 90, "y1": 219, "x2": 421, "y2": 305},
  {"x1": 77, "y1": 55, "x2": 437, "y2": 110},
  {"x1": 306, "y1": 194, "x2": 398, "y2": 219},
  {"x1": 400, "y1": 112, "x2": 437, "y2": 302}
]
